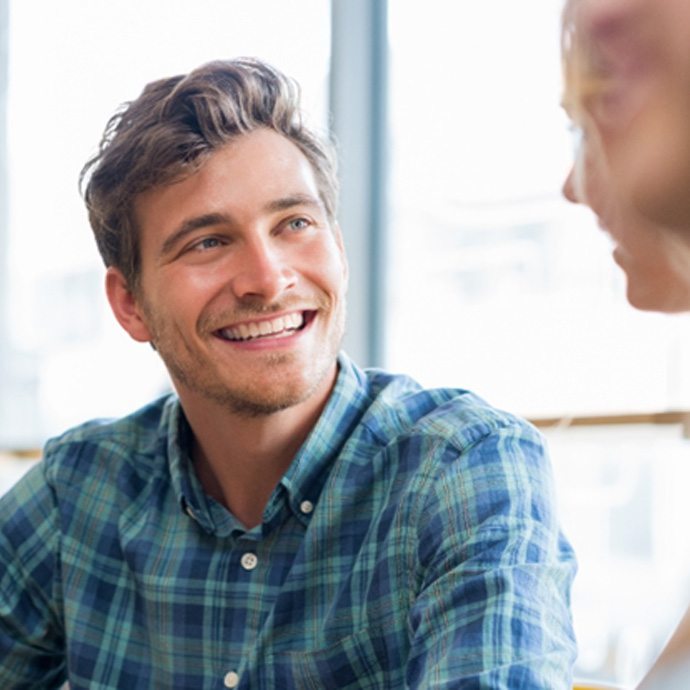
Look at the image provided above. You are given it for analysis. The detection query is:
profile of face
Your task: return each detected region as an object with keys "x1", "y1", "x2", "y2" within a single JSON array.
[
  {"x1": 106, "y1": 128, "x2": 349, "y2": 416},
  {"x1": 563, "y1": 0, "x2": 690, "y2": 228},
  {"x1": 562, "y1": 0, "x2": 690, "y2": 312},
  {"x1": 563, "y1": 122, "x2": 690, "y2": 312}
]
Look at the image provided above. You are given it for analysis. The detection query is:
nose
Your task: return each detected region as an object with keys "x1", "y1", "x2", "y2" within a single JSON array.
[
  {"x1": 231, "y1": 237, "x2": 297, "y2": 301},
  {"x1": 562, "y1": 167, "x2": 579, "y2": 204}
]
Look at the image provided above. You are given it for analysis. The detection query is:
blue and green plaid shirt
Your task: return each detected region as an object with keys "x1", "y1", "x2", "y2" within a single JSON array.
[{"x1": 0, "y1": 354, "x2": 576, "y2": 688}]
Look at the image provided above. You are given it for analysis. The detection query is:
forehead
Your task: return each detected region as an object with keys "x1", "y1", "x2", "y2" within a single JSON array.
[
  {"x1": 134, "y1": 129, "x2": 323, "y2": 228},
  {"x1": 195, "y1": 128, "x2": 320, "y2": 197},
  {"x1": 563, "y1": 0, "x2": 657, "y2": 74}
]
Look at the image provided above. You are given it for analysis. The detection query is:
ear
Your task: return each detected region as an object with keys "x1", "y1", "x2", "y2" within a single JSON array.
[{"x1": 105, "y1": 267, "x2": 153, "y2": 343}]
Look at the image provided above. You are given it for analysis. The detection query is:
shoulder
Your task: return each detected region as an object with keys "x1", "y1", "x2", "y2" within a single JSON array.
[
  {"x1": 358, "y1": 364, "x2": 542, "y2": 455},
  {"x1": 352, "y1": 365, "x2": 554, "y2": 516},
  {"x1": 41, "y1": 394, "x2": 178, "y2": 487},
  {"x1": 337, "y1": 361, "x2": 551, "y2": 509},
  {"x1": 339, "y1": 363, "x2": 564, "y2": 554}
]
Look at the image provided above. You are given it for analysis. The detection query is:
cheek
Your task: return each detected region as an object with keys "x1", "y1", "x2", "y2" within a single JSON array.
[
  {"x1": 174, "y1": 258, "x2": 241, "y2": 300},
  {"x1": 620, "y1": 91, "x2": 690, "y2": 224},
  {"x1": 140, "y1": 268, "x2": 213, "y2": 326},
  {"x1": 302, "y1": 238, "x2": 348, "y2": 296},
  {"x1": 603, "y1": 84, "x2": 667, "y2": 164}
]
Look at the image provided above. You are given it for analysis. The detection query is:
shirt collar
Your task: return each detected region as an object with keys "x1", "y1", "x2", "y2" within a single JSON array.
[
  {"x1": 270, "y1": 352, "x2": 371, "y2": 527},
  {"x1": 163, "y1": 398, "x2": 221, "y2": 534},
  {"x1": 163, "y1": 352, "x2": 372, "y2": 536}
]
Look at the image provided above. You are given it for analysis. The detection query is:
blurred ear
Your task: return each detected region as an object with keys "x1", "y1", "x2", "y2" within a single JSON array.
[{"x1": 105, "y1": 267, "x2": 152, "y2": 343}]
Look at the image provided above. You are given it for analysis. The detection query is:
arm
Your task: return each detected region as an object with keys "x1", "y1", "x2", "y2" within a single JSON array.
[
  {"x1": 0, "y1": 463, "x2": 66, "y2": 688},
  {"x1": 406, "y1": 423, "x2": 577, "y2": 688},
  {"x1": 637, "y1": 604, "x2": 690, "y2": 690}
]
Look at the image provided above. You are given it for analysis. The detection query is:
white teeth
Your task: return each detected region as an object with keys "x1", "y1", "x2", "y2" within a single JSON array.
[{"x1": 220, "y1": 312, "x2": 305, "y2": 342}]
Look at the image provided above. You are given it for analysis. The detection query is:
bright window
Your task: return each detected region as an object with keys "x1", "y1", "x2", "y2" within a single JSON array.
[{"x1": 386, "y1": 0, "x2": 690, "y2": 420}]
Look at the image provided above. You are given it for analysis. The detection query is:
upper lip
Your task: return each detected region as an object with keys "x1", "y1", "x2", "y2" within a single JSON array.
[{"x1": 215, "y1": 310, "x2": 308, "y2": 342}]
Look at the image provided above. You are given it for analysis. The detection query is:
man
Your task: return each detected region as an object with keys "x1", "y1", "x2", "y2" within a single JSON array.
[{"x1": 0, "y1": 58, "x2": 576, "y2": 688}]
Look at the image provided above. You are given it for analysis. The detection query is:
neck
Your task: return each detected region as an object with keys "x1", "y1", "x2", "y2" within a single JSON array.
[{"x1": 178, "y1": 373, "x2": 336, "y2": 529}]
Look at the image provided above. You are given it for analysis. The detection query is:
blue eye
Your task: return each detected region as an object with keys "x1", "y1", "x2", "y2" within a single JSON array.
[
  {"x1": 288, "y1": 217, "x2": 311, "y2": 231},
  {"x1": 194, "y1": 237, "x2": 223, "y2": 251}
]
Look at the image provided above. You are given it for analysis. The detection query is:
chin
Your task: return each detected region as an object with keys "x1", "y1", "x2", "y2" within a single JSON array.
[{"x1": 626, "y1": 284, "x2": 690, "y2": 314}]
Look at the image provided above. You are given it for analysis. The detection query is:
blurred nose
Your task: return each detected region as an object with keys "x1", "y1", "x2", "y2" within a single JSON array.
[
  {"x1": 562, "y1": 167, "x2": 579, "y2": 204},
  {"x1": 231, "y1": 237, "x2": 297, "y2": 301}
]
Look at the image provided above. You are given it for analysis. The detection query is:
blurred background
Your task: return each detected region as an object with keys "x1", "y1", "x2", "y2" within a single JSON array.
[{"x1": 2, "y1": 1, "x2": 690, "y2": 685}]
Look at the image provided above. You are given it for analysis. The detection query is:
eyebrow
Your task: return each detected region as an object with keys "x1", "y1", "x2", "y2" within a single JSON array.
[
  {"x1": 158, "y1": 193, "x2": 324, "y2": 259},
  {"x1": 264, "y1": 193, "x2": 323, "y2": 214},
  {"x1": 159, "y1": 212, "x2": 229, "y2": 258}
]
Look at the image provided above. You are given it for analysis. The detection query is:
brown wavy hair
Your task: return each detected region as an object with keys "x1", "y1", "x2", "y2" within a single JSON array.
[{"x1": 80, "y1": 58, "x2": 339, "y2": 291}]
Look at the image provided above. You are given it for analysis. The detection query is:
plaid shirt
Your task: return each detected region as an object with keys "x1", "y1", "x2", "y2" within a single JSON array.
[{"x1": 0, "y1": 354, "x2": 576, "y2": 689}]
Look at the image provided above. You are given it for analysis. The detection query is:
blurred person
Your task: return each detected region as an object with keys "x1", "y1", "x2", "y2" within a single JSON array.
[
  {"x1": 562, "y1": 0, "x2": 690, "y2": 312},
  {"x1": 0, "y1": 58, "x2": 576, "y2": 688},
  {"x1": 562, "y1": 1, "x2": 690, "y2": 687},
  {"x1": 562, "y1": 0, "x2": 690, "y2": 230}
]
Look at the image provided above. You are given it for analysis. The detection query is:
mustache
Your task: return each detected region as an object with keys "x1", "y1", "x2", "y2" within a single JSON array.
[{"x1": 198, "y1": 295, "x2": 331, "y2": 331}]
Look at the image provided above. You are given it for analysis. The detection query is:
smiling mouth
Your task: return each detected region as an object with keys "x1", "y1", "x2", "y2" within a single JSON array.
[{"x1": 216, "y1": 311, "x2": 312, "y2": 342}]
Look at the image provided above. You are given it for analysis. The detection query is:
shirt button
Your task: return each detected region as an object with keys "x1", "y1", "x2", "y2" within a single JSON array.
[
  {"x1": 240, "y1": 552, "x2": 258, "y2": 571},
  {"x1": 300, "y1": 500, "x2": 314, "y2": 515},
  {"x1": 224, "y1": 670, "x2": 240, "y2": 688}
]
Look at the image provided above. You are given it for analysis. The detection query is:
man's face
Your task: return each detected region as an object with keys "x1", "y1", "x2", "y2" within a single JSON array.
[
  {"x1": 111, "y1": 128, "x2": 348, "y2": 416},
  {"x1": 564, "y1": 0, "x2": 690, "y2": 229}
]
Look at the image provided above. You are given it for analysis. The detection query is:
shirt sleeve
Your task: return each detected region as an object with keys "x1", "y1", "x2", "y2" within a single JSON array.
[
  {"x1": 0, "y1": 462, "x2": 67, "y2": 688},
  {"x1": 406, "y1": 421, "x2": 577, "y2": 688}
]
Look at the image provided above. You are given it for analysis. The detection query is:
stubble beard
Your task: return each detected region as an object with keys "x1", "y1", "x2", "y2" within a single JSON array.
[
  {"x1": 144, "y1": 302, "x2": 346, "y2": 418},
  {"x1": 173, "y1": 349, "x2": 336, "y2": 418}
]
